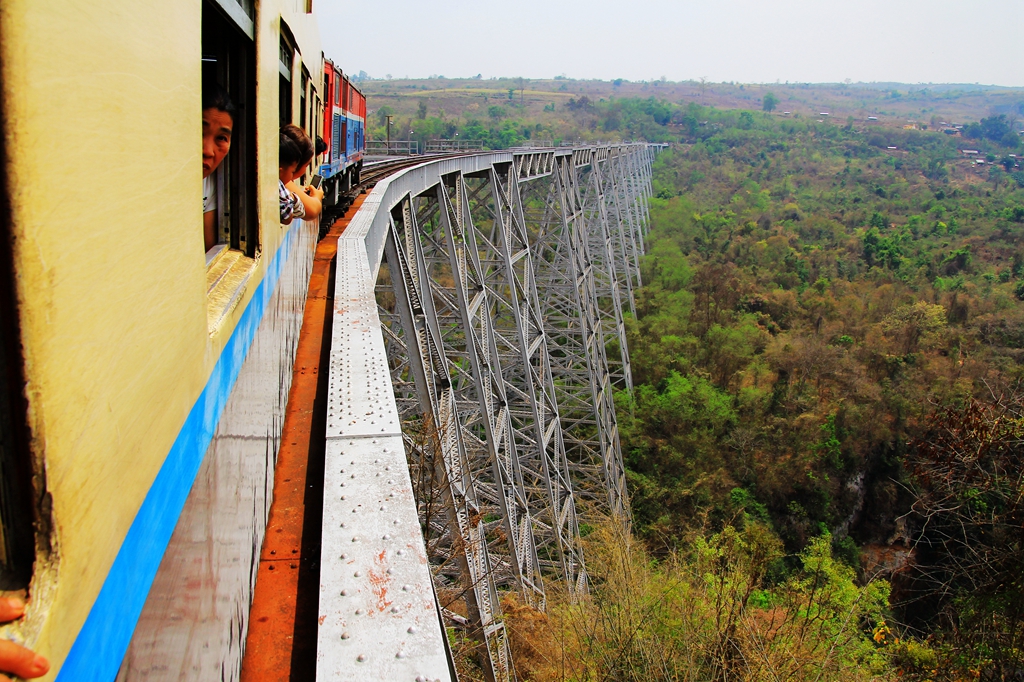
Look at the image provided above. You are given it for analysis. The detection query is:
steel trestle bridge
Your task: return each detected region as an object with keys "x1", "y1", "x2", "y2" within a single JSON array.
[{"x1": 316, "y1": 144, "x2": 660, "y2": 681}]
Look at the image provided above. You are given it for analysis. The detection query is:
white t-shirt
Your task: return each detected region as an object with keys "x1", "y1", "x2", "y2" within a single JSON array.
[{"x1": 203, "y1": 175, "x2": 217, "y2": 214}]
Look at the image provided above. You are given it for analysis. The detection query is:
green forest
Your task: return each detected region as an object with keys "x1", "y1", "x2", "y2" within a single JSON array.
[
  {"x1": 612, "y1": 104, "x2": 1024, "y2": 680},
  {"x1": 406, "y1": 90, "x2": 1024, "y2": 680}
]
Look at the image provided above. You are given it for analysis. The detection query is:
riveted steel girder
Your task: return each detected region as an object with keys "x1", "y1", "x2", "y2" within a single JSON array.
[{"x1": 329, "y1": 144, "x2": 662, "y2": 682}]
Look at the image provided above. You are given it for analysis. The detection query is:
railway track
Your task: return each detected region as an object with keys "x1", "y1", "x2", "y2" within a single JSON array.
[{"x1": 319, "y1": 153, "x2": 474, "y2": 238}]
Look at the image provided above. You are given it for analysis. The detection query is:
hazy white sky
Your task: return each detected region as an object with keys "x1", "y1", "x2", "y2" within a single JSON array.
[{"x1": 319, "y1": 0, "x2": 1024, "y2": 86}]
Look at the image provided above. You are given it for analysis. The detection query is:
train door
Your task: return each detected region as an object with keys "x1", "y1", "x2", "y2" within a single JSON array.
[
  {"x1": 322, "y1": 65, "x2": 333, "y2": 165},
  {"x1": 340, "y1": 74, "x2": 348, "y2": 166}
]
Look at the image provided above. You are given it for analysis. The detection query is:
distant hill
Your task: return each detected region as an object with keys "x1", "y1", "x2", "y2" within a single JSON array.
[{"x1": 359, "y1": 77, "x2": 1024, "y2": 137}]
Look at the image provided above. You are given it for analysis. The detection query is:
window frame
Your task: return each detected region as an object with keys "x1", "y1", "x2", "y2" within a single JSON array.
[
  {"x1": 203, "y1": 0, "x2": 258, "y2": 258},
  {"x1": 278, "y1": 23, "x2": 298, "y2": 128}
]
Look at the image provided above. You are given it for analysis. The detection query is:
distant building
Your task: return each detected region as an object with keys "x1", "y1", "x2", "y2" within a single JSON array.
[
  {"x1": 819, "y1": 112, "x2": 830, "y2": 116},
  {"x1": 962, "y1": 150, "x2": 979, "y2": 155},
  {"x1": 867, "y1": 116, "x2": 878, "y2": 121},
  {"x1": 887, "y1": 146, "x2": 898, "y2": 150}
]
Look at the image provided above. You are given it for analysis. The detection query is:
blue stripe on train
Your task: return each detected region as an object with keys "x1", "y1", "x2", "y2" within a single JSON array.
[{"x1": 56, "y1": 223, "x2": 300, "y2": 682}]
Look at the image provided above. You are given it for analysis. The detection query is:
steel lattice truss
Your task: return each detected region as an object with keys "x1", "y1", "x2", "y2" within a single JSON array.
[{"x1": 324, "y1": 144, "x2": 658, "y2": 682}]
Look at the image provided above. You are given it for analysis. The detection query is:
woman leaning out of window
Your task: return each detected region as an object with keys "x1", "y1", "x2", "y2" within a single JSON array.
[{"x1": 278, "y1": 124, "x2": 323, "y2": 225}]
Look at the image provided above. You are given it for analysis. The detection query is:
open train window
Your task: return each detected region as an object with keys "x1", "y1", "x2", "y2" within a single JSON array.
[
  {"x1": 0, "y1": 95, "x2": 35, "y2": 591},
  {"x1": 299, "y1": 68, "x2": 309, "y2": 130},
  {"x1": 279, "y1": 30, "x2": 295, "y2": 127},
  {"x1": 202, "y1": 0, "x2": 258, "y2": 259}
]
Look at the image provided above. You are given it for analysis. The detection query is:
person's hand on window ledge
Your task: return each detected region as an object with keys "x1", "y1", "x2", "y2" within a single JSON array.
[{"x1": 0, "y1": 598, "x2": 48, "y2": 681}]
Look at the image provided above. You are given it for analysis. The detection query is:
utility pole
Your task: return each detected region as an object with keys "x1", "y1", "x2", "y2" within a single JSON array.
[{"x1": 385, "y1": 115, "x2": 394, "y2": 155}]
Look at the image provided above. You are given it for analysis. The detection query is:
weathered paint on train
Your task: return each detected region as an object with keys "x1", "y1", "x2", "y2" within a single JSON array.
[{"x1": 0, "y1": 1, "x2": 332, "y2": 679}]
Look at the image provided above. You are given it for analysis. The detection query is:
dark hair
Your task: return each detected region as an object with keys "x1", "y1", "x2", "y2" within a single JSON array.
[
  {"x1": 279, "y1": 135, "x2": 301, "y2": 170},
  {"x1": 280, "y1": 124, "x2": 314, "y2": 169},
  {"x1": 202, "y1": 84, "x2": 236, "y2": 121},
  {"x1": 315, "y1": 136, "x2": 328, "y2": 156}
]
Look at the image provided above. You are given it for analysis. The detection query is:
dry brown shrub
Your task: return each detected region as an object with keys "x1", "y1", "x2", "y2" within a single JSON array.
[{"x1": 501, "y1": 595, "x2": 561, "y2": 681}]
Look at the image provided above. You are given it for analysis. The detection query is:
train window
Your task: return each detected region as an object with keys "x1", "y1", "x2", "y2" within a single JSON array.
[
  {"x1": 0, "y1": 102, "x2": 35, "y2": 592},
  {"x1": 203, "y1": 0, "x2": 258, "y2": 258},
  {"x1": 299, "y1": 68, "x2": 309, "y2": 130},
  {"x1": 312, "y1": 94, "x2": 322, "y2": 165},
  {"x1": 211, "y1": 0, "x2": 254, "y2": 38},
  {"x1": 279, "y1": 30, "x2": 295, "y2": 127}
]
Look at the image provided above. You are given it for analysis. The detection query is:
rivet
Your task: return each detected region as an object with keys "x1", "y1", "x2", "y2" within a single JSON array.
[
  {"x1": 341, "y1": 589, "x2": 348, "y2": 596},
  {"x1": 341, "y1": 523, "x2": 347, "y2": 528},
  {"x1": 341, "y1": 632, "x2": 350, "y2": 640},
  {"x1": 340, "y1": 553, "x2": 347, "y2": 559},
  {"x1": 408, "y1": 625, "x2": 417, "y2": 633},
  {"x1": 352, "y1": 536, "x2": 359, "y2": 542},
  {"x1": 383, "y1": 534, "x2": 390, "y2": 540},
  {"x1": 357, "y1": 654, "x2": 366, "y2": 662},
  {"x1": 391, "y1": 606, "x2": 399, "y2": 613},
  {"x1": 355, "y1": 608, "x2": 363, "y2": 615},
  {"x1": 380, "y1": 506, "x2": 386, "y2": 511},
  {"x1": 402, "y1": 584, "x2": 411, "y2": 591},
  {"x1": 396, "y1": 651, "x2": 406, "y2": 659},
  {"x1": 397, "y1": 549, "x2": 404, "y2": 555},
  {"x1": 387, "y1": 568, "x2": 394, "y2": 575},
  {"x1": 354, "y1": 570, "x2": 361, "y2": 577},
  {"x1": 341, "y1": 495, "x2": 346, "y2": 500}
]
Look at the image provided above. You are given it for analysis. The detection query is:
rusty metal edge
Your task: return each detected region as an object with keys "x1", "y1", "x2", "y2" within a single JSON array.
[{"x1": 240, "y1": 196, "x2": 368, "y2": 682}]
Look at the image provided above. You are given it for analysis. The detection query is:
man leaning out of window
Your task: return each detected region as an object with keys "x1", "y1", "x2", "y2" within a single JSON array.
[{"x1": 202, "y1": 85, "x2": 234, "y2": 251}]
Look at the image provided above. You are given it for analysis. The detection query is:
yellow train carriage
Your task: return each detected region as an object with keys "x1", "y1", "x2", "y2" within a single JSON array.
[{"x1": 0, "y1": 0, "x2": 329, "y2": 678}]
